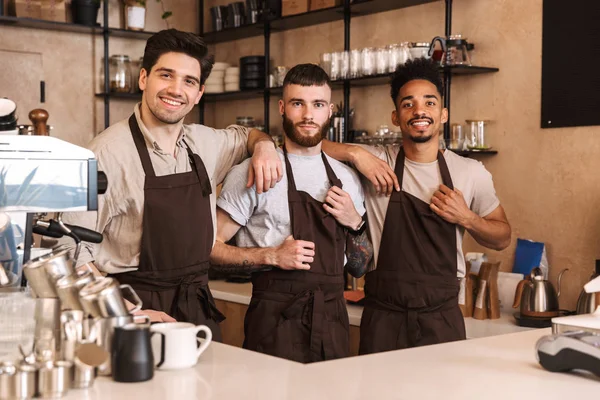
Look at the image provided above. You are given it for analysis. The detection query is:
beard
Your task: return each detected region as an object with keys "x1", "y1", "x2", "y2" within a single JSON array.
[
  {"x1": 405, "y1": 116, "x2": 435, "y2": 143},
  {"x1": 282, "y1": 113, "x2": 330, "y2": 148},
  {"x1": 146, "y1": 91, "x2": 189, "y2": 124},
  {"x1": 406, "y1": 133, "x2": 434, "y2": 143}
]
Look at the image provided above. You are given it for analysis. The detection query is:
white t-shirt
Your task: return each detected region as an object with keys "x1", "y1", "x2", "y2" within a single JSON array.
[
  {"x1": 217, "y1": 149, "x2": 365, "y2": 249},
  {"x1": 359, "y1": 144, "x2": 500, "y2": 278}
]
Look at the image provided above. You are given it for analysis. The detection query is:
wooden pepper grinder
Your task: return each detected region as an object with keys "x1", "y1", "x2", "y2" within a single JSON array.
[{"x1": 29, "y1": 108, "x2": 49, "y2": 136}]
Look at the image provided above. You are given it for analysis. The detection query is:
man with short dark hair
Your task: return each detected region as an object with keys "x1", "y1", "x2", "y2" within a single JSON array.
[
  {"x1": 50, "y1": 29, "x2": 282, "y2": 339},
  {"x1": 323, "y1": 57, "x2": 511, "y2": 353},
  {"x1": 210, "y1": 64, "x2": 373, "y2": 362}
]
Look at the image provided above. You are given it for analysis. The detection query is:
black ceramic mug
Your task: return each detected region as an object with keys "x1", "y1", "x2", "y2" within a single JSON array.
[{"x1": 111, "y1": 323, "x2": 154, "y2": 383}]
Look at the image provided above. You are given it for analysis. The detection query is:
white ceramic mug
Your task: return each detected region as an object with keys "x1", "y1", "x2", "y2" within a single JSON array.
[{"x1": 150, "y1": 322, "x2": 212, "y2": 370}]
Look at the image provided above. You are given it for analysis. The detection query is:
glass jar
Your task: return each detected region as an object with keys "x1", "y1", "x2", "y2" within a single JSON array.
[
  {"x1": 339, "y1": 51, "x2": 350, "y2": 80},
  {"x1": 375, "y1": 47, "x2": 389, "y2": 75},
  {"x1": 319, "y1": 53, "x2": 332, "y2": 76},
  {"x1": 409, "y1": 42, "x2": 431, "y2": 60},
  {"x1": 109, "y1": 55, "x2": 132, "y2": 93},
  {"x1": 131, "y1": 57, "x2": 143, "y2": 93},
  {"x1": 360, "y1": 47, "x2": 376, "y2": 76},
  {"x1": 349, "y1": 49, "x2": 362, "y2": 78},
  {"x1": 330, "y1": 52, "x2": 342, "y2": 80}
]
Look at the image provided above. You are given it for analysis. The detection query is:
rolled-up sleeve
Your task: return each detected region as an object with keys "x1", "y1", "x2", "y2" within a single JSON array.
[
  {"x1": 216, "y1": 159, "x2": 257, "y2": 227},
  {"x1": 213, "y1": 125, "x2": 250, "y2": 185}
]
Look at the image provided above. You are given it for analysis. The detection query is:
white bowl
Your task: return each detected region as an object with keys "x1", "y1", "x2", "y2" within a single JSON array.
[
  {"x1": 204, "y1": 84, "x2": 225, "y2": 93},
  {"x1": 208, "y1": 70, "x2": 225, "y2": 78},
  {"x1": 224, "y1": 76, "x2": 239, "y2": 84},
  {"x1": 225, "y1": 83, "x2": 240, "y2": 92},
  {"x1": 212, "y1": 62, "x2": 231, "y2": 71},
  {"x1": 225, "y1": 67, "x2": 240, "y2": 76}
]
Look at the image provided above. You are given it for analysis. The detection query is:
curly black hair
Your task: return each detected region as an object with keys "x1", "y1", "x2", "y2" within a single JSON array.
[{"x1": 390, "y1": 57, "x2": 443, "y2": 105}]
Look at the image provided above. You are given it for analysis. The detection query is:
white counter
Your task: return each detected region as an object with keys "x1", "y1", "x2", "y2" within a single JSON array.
[
  {"x1": 209, "y1": 280, "x2": 533, "y2": 338},
  {"x1": 68, "y1": 329, "x2": 599, "y2": 400}
]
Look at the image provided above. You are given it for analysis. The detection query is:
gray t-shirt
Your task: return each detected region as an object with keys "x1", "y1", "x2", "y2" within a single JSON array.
[{"x1": 217, "y1": 149, "x2": 366, "y2": 249}]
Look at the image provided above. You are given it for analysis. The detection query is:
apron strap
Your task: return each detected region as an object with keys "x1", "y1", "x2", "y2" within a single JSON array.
[
  {"x1": 278, "y1": 288, "x2": 337, "y2": 363},
  {"x1": 365, "y1": 295, "x2": 458, "y2": 347},
  {"x1": 129, "y1": 114, "x2": 156, "y2": 178},
  {"x1": 320, "y1": 152, "x2": 343, "y2": 189},
  {"x1": 172, "y1": 280, "x2": 225, "y2": 323},
  {"x1": 282, "y1": 145, "x2": 299, "y2": 195},
  {"x1": 183, "y1": 140, "x2": 213, "y2": 197},
  {"x1": 437, "y1": 149, "x2": 454, "y2": 190}
]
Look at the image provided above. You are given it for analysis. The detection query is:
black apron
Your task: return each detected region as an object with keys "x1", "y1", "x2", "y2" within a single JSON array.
[
  {"x1": 243, "y1": 149, "x2": 349, "y2": 363},
  {"x1": 111, "y1": 114, "x2": 225, "y2": 341},
  {"x1": 359, "y1": 147, "x2": 466, "y2": 354}
]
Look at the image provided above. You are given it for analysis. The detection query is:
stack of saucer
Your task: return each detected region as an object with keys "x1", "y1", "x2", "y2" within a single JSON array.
[
  {"x1": 205, "y1": 62, "x2": 230, "y2": 93},
  {"x1": 224, "y1": 67, "x2": 240, "y2": 92}
]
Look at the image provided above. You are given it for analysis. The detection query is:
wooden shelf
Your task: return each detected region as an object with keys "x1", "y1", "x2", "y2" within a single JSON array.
[
  {"x1": 96, "y1": 92, "x2": 141, "y2": 100},
  {"x1": 452, "y1": 149, "x2": 498, "y2": 156},
  {"x1": 203, "y1": 89, "x2": 265, "y2": 102},
  {"x1": 203, "y1": 0, "x2": 439, "y2": 44},
  {"x1": 107, "y1": 28, "x2": 159, "y2": 39},
  {"x1": 0, "y1": 15, "x2": 100, "y2": 34},
  {"x1": 201, "y1": 65, "x2": 499, "y2": 103}
]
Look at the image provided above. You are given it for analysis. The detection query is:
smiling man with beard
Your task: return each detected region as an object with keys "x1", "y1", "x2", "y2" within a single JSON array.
[
  {"x1": 322, "y1": 57, "x2": 511, "y2": 353},
  {"x1": 210, "y1": 64, "x2": 372, "y2": 363}
]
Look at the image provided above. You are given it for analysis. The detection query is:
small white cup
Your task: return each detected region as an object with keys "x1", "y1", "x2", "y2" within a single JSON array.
[{"x1": 150, "y1": 322, "x2": 212, "y2": 370}]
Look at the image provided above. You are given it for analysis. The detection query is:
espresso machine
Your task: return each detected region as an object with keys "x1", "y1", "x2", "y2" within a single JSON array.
[{"x1": 0, "y1": 134, "x2": 106, "y2": 288}]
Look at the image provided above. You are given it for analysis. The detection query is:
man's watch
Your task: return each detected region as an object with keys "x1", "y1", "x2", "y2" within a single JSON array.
[{"x1": 348, "y1": 215, "x2": 367, "y2": 235}]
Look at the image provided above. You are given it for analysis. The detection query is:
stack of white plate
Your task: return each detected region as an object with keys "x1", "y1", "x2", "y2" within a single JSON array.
[
  {"x1": 224, "y1": 67, "x2": 240, "y2": 92},
  {"x1": 204, "y1": 62, "x2": 230, "y2": 94}
]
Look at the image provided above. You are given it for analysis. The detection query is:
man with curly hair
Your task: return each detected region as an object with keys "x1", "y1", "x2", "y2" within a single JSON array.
[{"x1": 322, "y1": 57, "x2": 511, "y2": 353}]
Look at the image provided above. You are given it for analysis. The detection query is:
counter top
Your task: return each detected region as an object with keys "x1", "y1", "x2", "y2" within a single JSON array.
[
  {"x1": 209, "y1": 280, "x2": 533, "y2": 338},
  {"x1": 68, "y1": 329, "x2": 599, "y2": 400}
]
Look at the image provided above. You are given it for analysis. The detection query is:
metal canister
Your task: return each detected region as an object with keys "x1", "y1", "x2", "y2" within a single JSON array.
[
  {"x1": 38, "y1": 361, "x2": 72, "y2": 399},
  {"x1": 15, "y1": 363, "x2": 37, "y2": 399},
  {"x1": 0, "y1": 361, "x2": 17, "y2": 400}
]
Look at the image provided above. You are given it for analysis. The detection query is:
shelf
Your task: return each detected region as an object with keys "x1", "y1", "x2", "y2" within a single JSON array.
[
  {"x1": 200, "y1": 65, "x2": 500, "y2": 103},
  {"x1": 452, "y1": 149, "x2": 498, "y2": 156},
  {"x1": 108, "y1": 28, "x2": 158, "y2": 39},
  {"x1": 337, "y1": 66, "x2": 499, "y2": 88},
  {"x1": 204, "y1": 23, "x2": 265, "y2": 44},
  {"x1": 0, "y1": 15, "x2": 101, "y2": 34},
  {"x1": 441, "y1": 65, "x2": 499, "y2": 75},
  {"x1": 0, "y1": 16, "x2": 163, "y2": 39},
  {"x1": 203, "y1": 89, "x2": 264, "y2": 102},
  {"x1": 202, "y1": 0, "x2": 439, "y2": 44},
  {"x1": 96, "y1": 92, "x2": 141, "y2": 100}
]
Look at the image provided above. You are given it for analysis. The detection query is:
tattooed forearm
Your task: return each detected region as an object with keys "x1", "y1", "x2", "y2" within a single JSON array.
[
  {"x1": 211, "y1": 260, "x2": 270, "y2": 274},
  {"x1": 345, "y1": 229, "x2": 373, "y2": 278}
]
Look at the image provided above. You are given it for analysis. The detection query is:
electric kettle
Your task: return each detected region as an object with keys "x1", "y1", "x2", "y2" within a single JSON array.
[
  {"x1": 513, "y1": 267, "x2": 569, "y2": 317},
  {"x1": 576, "y1": 260, "x2": 600, "y2": 315}
]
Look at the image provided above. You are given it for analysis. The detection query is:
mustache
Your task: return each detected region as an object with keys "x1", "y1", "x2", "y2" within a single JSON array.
[
  {"x1": 296, "y1": 120, "x2": 319, "y2": 128},
  {"x1": 408, "y1": 116, "x2": 433, "y2": 124},
  {"x1": 158, "y1": 91, "x2": 187, "y2": 103}
]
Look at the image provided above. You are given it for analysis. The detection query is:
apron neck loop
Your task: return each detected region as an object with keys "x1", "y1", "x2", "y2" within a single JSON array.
[
  {"x1": 129, "y1": 114, "x2": 156, "y2": 178},
  {"x1": 282, "y1": 145, "x2": 299, "y2": 192},
  {"x1": 395, "y1": 146, "x2": 454, "y2": 190},
  {"x1": 183, "y1": 139, "x2": 212, "y2": 197}
]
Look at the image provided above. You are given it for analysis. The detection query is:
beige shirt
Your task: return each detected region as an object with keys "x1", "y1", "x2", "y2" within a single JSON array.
[
  {"x1": 49, "y1": 104, "x2": 249, "y2": 274},
  {"x1": 359, "y1": 145, "x2": 500, "y2": 278}
]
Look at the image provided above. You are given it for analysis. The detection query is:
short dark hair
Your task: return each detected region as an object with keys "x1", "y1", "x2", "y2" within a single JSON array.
[
  {"x1": 283, "y1": 63, "x2": 331, "y2": 90},
  {"x1": 142, "y1": 29, "x2": 214, "y2": 85},
  {"x1": 390, "y1": 57, "x2": 443, "y2": 104}
]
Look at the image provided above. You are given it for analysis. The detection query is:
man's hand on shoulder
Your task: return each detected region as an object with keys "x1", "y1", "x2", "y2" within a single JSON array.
[{"x1": 247, "y1": 140, "x2": 283, "y2": 194}]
